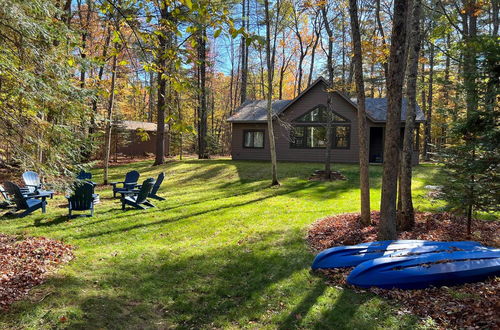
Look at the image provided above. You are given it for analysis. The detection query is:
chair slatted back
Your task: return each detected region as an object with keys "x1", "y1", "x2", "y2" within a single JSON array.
[
  {"x1": 0, "y1": 184, "x2": 10, "y2": 202},
  {"x1": 77, "y1": 170, "x2": 92, "y2": 180},
  {"x1": 4, "y1": 181, "x2": 28, "y2": 209},
  {"x1": 136, "y1": 178, "x2": 155, "y2": 204},
  {"x1": 150, "y1": 172, "x2": 165, "y2": 196},
  {"x1": 124, "y1": 170, "x2": 140, "y2": 190},
  {"x1": 68, "y1": 182, "x2": 94, "y2": 211},
  {"x1": 22, "y1": 171, "x2": 41, "y2": 192}
]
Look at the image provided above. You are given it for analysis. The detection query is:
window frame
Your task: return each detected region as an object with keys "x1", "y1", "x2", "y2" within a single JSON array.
[
  {"x1": 293, "y1": 104, "x2": 351, "y2": 124},
  {"x1": 242, "y1": 129, "x2": 265, "y2": 149},
  {"x1": 290, "y1": 124, "x2": 351, "y2": 149},
  {"x1": 332, "y1": 124, "x2": 351, "y2": 149},
  {"x1": 290, "y1": 125, "x2": 328, "y2": 149}
]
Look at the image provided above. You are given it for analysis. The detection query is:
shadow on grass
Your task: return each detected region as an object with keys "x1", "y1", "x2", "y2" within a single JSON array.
[
  {"x1": 34, "y1": 215, "x2": 72, "y2": 227},
  {"x1": 8, "y1": 228, "x2": 420, "y2": 329},
  {"x1": 74, "y1": 181, "x2": 324, "y2": 240}
]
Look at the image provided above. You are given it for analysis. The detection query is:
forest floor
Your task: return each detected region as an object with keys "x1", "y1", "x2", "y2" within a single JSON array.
[
  {"x1": 307, "y1": 211, "x2": 499, "y2": 329},
  {"x1": 0, "y1": 158, "x2": 496, "y2": 329}
]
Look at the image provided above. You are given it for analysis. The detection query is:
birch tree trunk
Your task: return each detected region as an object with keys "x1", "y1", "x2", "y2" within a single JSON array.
[
  {"x1": 349, "y1": 0, "x2": 371, "y2": 226},
  {"x1": 398, "y1": 0, "x2": 421, "y2": 230},
  {"x1": 379, "y1": 0, "x2": 410, "y2": 240}
]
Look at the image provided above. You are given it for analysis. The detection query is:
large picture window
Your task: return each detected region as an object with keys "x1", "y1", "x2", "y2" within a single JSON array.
[
  {"x1": 291, "y1": 126, "x2": 327, "y2": 148},
  {"x1": 243, "y1": 130, "x2": 264, "y2": 148},
  {"x1": 290, "y1": 125, "x2": 350, "y2": 149},
  {"x1": 290, "y1": 106, "x2": 351, "y2": 149}
]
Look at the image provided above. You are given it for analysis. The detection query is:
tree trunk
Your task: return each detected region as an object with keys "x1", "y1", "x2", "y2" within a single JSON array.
[
  {"x1": 423, "y1": 40, "x2": 434, "y2": 161},
  {"x1": 103, "y1": 45, "x2": 118, "y2": 185},
  {"x1": 321, "y1": 4, "x2": 335, "y2": 177},
  {"x1": 398, "y1": 0, "x2": 421, "y2": 231},
  {"x1": 349, "y1": 0, "x2": 371, "y2": 226},
  {"x1": 307, "y1": 16, "x2": 321, "y2": 87},
  {"x1": 148, "y1": 70, "x2": 155, "y2": 122},
  {"x1": 91, "y1": 26, "x2": 111, "y2": 131},
  {"x1": 154, "y1": 6, "x2": 169, "y2": 166},
  {"x1": 379, "y1": 0, "x2": 410, "y2": 240},
  {"x1": 240, "y1": 0, "x2": 249, "y2": 104},
  {"x1": 198, "y1": 27, "x2": 209, "y2": 159},
  {"x1": 264, "y1": 0, "x2": 279, "y2": 186},
  {"x1": 375, "y1": 0, "x2": 389, "y2": 80}
]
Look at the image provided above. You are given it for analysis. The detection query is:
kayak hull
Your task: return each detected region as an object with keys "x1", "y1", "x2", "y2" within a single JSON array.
[
  {"x1": 347, "y1": 249, "x2": 500, "y2": 289},
  {"x1": 311, "y1": 240, "x2": 481, "y2": 269}
]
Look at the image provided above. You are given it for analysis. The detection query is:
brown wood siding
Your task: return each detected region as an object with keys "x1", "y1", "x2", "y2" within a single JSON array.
[
  {"x1": 231, "y1": 123, "x2": 270, "y2": 160},
  {"x1": 231, "y1": 81, "x2": 420, "y2": 165},
  {"x1": 116, "y1": 131, "x2": 169, "y2": 156}
]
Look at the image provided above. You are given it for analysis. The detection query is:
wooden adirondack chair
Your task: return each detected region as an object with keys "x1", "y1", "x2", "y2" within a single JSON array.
[
  {"x1": 132, "y1": 172, "x2": 166, "y2": 201},
  {"x1": 67, "y1": 182, "x2": 98, "y2": 217},
  {"x1": 22, "y1": 171, "x2": 42, "y2": 193},
  {"x1": 149, "y1": 172, "x2": 166, "y2": 201},
  {"x1": 22, "y1": 171, "x2": 54, "y2": 198},
  {"x1": 0, "y1": 184, "x2": 13, "y2": 208},
  {"x1": 77, "y1": 170, "x2": 96, "y2": 186},
  {"x1": 120, "y1": 178, "x2": 155, "y2": 210},
  {"x1": 3, "y1": 181, "x2": 47, "y2": 217},
  {"x1": 111, "y1": 170, "x2": 140, "y2": 198}
]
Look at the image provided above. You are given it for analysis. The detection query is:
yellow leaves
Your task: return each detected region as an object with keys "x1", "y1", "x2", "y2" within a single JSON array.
[
  {"x1": 67, "y1": 58, "x2": 75, "y2": 67},
  {"x1": 181, "y1": 0, "x2": 193, "y2": 10},
  {"x1": 112, "y1": 30, "x2": 122, "y2": 44}
]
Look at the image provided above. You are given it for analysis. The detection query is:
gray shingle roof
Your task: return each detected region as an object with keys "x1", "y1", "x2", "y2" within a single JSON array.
[
  {"x1": 227, "y1": 94, "x2": 425, "y2": 123},
  {"x1": 227, "y1": 100, "x2": 292, "y2": 122},
  {"x1": 364, "y1": 98, "x2": 425, "y2": 122},
  {"x1": 121, "y1": 120, "x2": 158, "y2": 131}
]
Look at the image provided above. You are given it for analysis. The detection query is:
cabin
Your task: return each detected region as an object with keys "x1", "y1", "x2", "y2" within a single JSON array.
[
  {"x1": 112, "y1": 120, "x2": 169, "y2": 157},
  {"x1": 227, "y1": 77, "x2": 424, "y2": 164}
]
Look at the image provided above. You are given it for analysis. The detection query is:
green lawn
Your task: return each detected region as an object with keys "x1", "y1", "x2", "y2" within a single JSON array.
[{"x1": 0, "y1": 159, "x2": 446, "y2": 329}]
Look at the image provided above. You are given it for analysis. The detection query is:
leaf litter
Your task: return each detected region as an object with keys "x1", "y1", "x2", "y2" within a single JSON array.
[
  {"x1": 0, "y1": 234, "x2": 73, "y2": 310},
  {"x1": 307, "y1": 211, "x2": 499, "y2": 329}
]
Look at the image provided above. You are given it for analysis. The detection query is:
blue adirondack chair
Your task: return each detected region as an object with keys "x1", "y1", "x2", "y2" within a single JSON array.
[
  {"x1": 0, "y1": 184, "x2": 13, "y2": 209},
  {"x1": 111, "y1": 170, "x2": 140, "y2": 198},
  {"x1": 22, "y1": 171, "x2": 54, "y2": 198},
  {"x1": 66, "y1": 182, "x2": 98, "y2": 218},
  {"x1": 22, "y1": 171, "x2": 42, "y2": 193},
  {"x1": 131, "y1": 172, "x2": 166, "y2": 201},
  {"x1": 120, "y1": 178, "x2": 155, "y2": 210},
  {"x1": 77, "y1": 170, "x2": 96, "y2": 186},
  {"x1": 3, "y1": 181, "x2": 47, "y2": 217}
]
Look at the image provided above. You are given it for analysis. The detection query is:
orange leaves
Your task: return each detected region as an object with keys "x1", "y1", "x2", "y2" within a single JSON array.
[
  {"x1": 308, "y1": 211, "x2": 500, "y2": 328},
  {"x1": 0, "y1": 234, "x2": 73, "y2": 310}
]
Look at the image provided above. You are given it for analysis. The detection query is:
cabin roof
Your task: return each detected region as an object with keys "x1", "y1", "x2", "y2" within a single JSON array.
[
  {"x1": 226, "y1": 100, "x2": 292, "y2": 123},
  {"x1": 120, "y1": 120, "x2": 158, "y2": 131},
  {"x1": 227, "y1": 77, "x2": 425, "y2": 123}
]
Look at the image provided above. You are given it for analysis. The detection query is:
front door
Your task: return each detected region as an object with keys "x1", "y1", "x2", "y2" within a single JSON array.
[{"x1": 369, "y1": 127, "x2": 384, "y2": 163}]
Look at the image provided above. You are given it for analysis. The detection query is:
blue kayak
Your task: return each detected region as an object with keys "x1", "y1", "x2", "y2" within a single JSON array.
[
  {"x1": 311, "y1": 240, "x2": 482, "y2": 269},
  {"x1": 347, "y1": 249, "x2": 500, "y2": 289}
]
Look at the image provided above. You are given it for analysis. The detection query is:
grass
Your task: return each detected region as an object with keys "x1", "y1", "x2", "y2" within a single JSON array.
[{"x1": 0, "y1": 159, "x2": 447, "y2": 329}]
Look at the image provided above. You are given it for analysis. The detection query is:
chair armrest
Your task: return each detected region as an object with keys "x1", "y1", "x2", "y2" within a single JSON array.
[
  {"x1": 119, "y1": 190, "x2": 139, "y2": 196},
  {"x1": 29, "y1": 194, "x2": 48, "y2": 199},
  {"x1": 110, "y1": 181, "x2": 125, "y2": 188}
]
